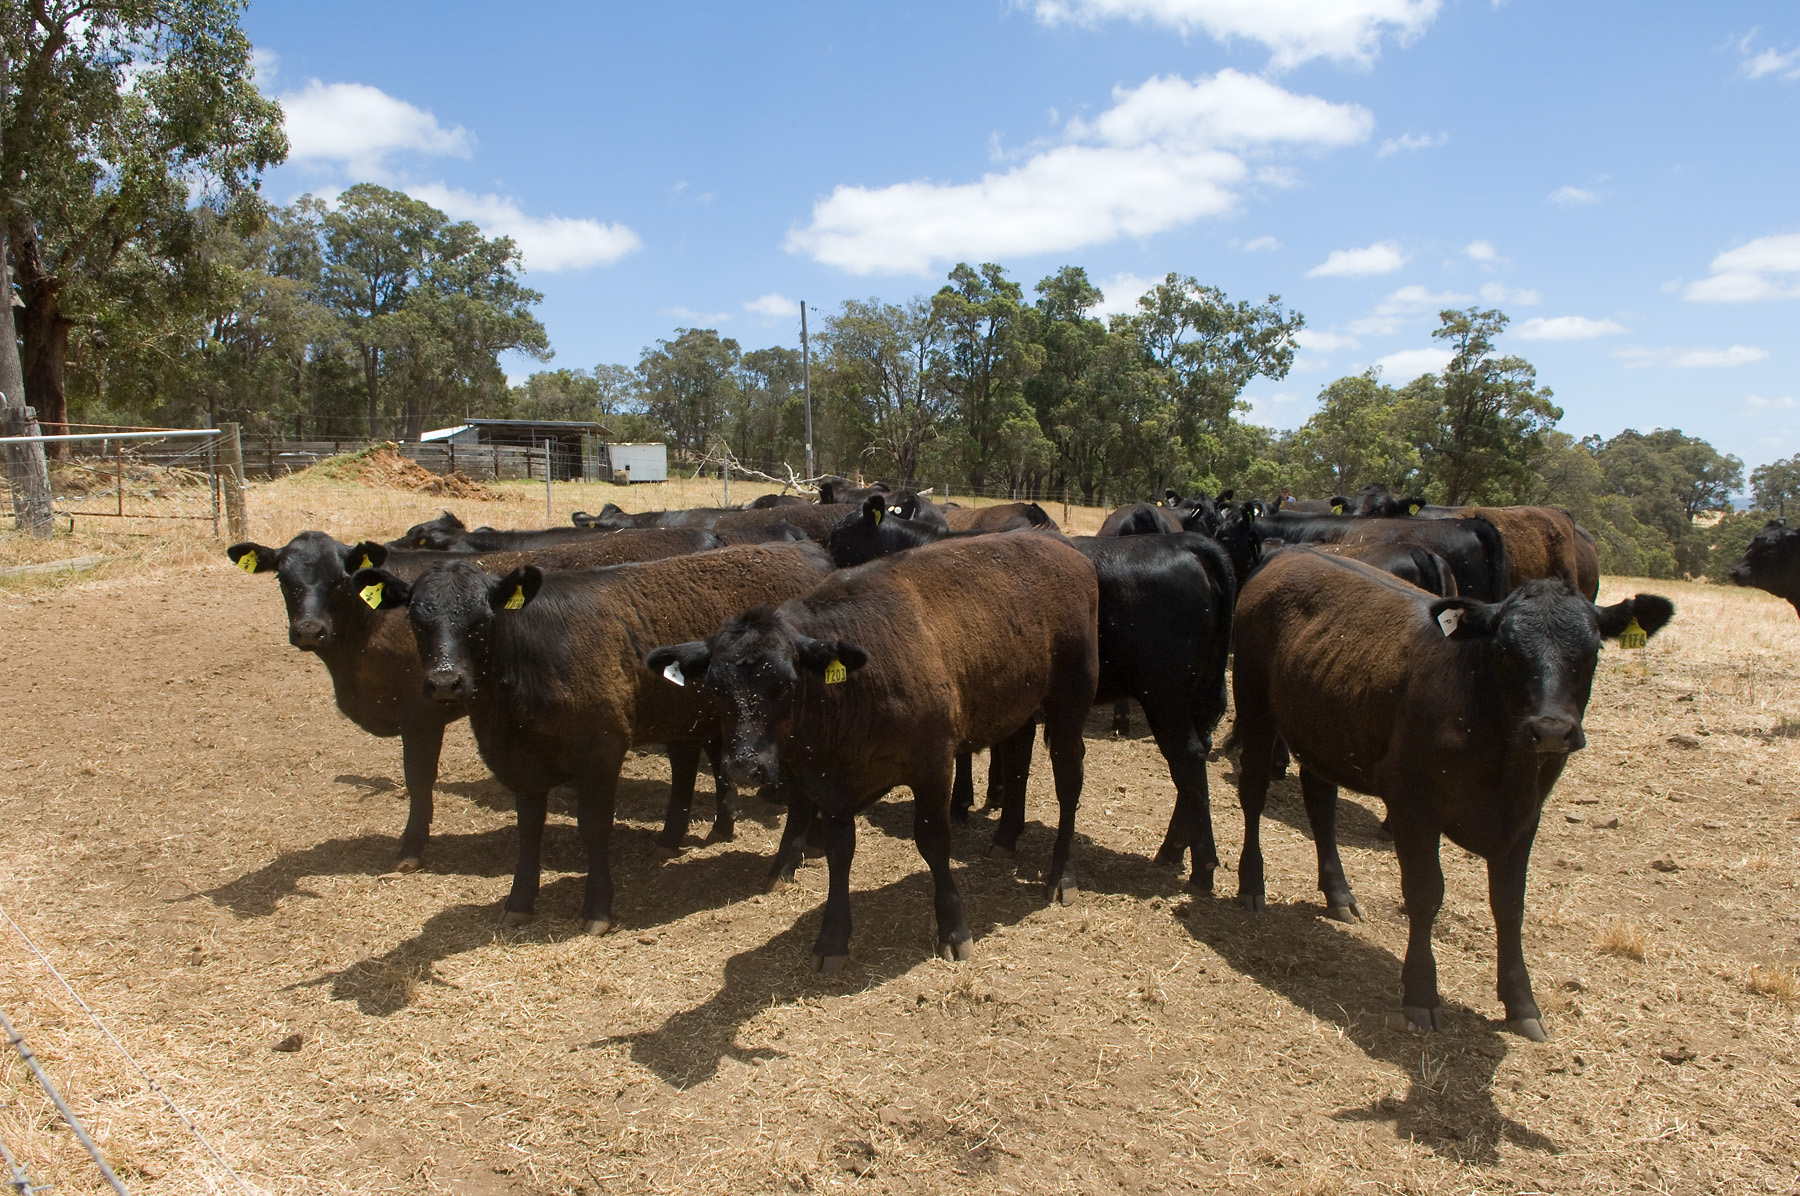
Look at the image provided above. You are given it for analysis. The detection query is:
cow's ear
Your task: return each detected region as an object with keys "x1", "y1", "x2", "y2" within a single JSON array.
[
  {"x1": 1596, "y1": 594, "x2": 1674, "y2": 641},
  {"x1": 346, "y1": 540, "x2": 388, "y2": 572},
  {"x1": 489, "y1": 566, "x2": 544, "y2": 612},
  {"x1": 348, "y1": 567, "x2": 410, "y2": 610},
  {"x1": 1404, "y1": 496, "x2": 1427, "y2": 516},
  {"x1": 646, "y1": 641, "x2": 711, "y2": 687},
  {"x1": 227, "y1": 542, "x2": 278, "y2": 574},
  {"x1": 1215, "y1": 489, "x2": 1234, "y2": 503},
  {"x1": 1329, "y1": 496, "x2": 1348, "y2": 515},
  {"x1": 1427, "y1": 597, "x2": 1496, "y2": 640},
  {"x1": 601, "y1": 502, "x2": 623, "y2": 516},
  {"x1": 861, "y1": 494, "x2": 886, "y2": 526},
  {"x1": 1164, "y1": 489, "x2": 1182, "y2": 505},
  {"x1": 796, "y1": 636, "x2": 869, "y2": 680}
]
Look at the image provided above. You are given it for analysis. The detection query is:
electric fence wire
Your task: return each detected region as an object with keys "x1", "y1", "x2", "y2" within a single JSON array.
[
  {"x1": 2, "y1": 904, "x2": 257, "y2": 1193},
  {"x1": 0, "y1": 1003, "x2": 129, "y2": 1194},
  {"x1": 0, "y1": 1129, "x2": 46, "y2": 1194}
]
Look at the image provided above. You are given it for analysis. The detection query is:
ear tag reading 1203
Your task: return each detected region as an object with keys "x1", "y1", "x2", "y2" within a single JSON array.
[
  {"x1": 1618, "y1": 617, "x2": 1647, "y2": 651},
  {"x1": 359, "y1": 581, "x2": 384, "y2": 609},
  {"x1": 238, "y1": 550, "x2": 258, "y2": 573},
  {"x1": 504, "y1": 585, "x2": 526, "y2": 611},
  {"x1": 663, "y1": 661, "x2": 685, "y2": 686},
  {"x1": 823, "y1": 659, "x2": 848, "y2": 685}
]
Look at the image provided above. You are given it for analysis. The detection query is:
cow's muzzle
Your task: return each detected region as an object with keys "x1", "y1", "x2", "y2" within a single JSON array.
[
  {"x1": 423, "y1": 668, "x2": 473, "y2": 702},
  {"x1": 289, "y1": 618, "x2": 330, "y2": 650},
  {"x1": 1523, "y1": 715, "x2": 1585, "y2": 754},
  {"x1": 724, "y1": 754, "x2": 777, "y2": 789}
]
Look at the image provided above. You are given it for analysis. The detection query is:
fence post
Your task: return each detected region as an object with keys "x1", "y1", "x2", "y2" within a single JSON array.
[
  {"x1": 0, "y1": 405, "x2": 54, "y2": 538},
  {"x1": 217, "y1": 422, "x2": 248, "y2": 541}
]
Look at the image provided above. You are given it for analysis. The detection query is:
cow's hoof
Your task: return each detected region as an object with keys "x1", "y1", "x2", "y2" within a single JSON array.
[
  {"x1": 1050, "y1": 876, "x2": 1078, "y2": 906},
  {"x1": 951, "y1": 806, "x2": 970, "y2": 824},
  {"x1": 393, "y1": 855, "x2": 422, "y2": 875},
  {"x1": 1187, "y1": 868, "x2": 1216, "y2": 894},
  {"x1": 936, "y1": 938, "x2": 973, "y2": 962},
  {"x1": 813, "y1": 953, "x2": 848, "y2": 975},
  {"x1": 582, "y1": 917, "x2": 614, "y2": 936},
  {"x1": 1111, "y1": 721, "x2": 1130, "y2": 738},
  {"x1": 1326, "y1": 899, "x2": 1363, "y2": 923},
  {"x1": 708, "y1": 823, "x2": 736, "y2": 843},
  {"x1": 1152, "y1": 846, "x2": 1185, "y2": 870},
  {"x1": 978, "y1": 799, "x2": 1001, "y2": 814},
  {"x1": 765, "y1": 871, "x2": 797, "y2": 892},
  {"x1": 1506, "y1": 1016, "x2": 1549, "y2": 1042},
  {"x1": 653, "y1": 844, "x2": 683, "y2": 862},
  {"x1": 1237, "y1": 893, "x2": 1266, "y2": 913},
  {"x1": 986, "y1": 843, "x2": 1016, "y2": 860},
  {"x1": 1386, "y1": 1005, "x2": 1444, "y2": 1033},
  {"x1": 499, "y1": 909, "x2": 533, "y2": 928}
]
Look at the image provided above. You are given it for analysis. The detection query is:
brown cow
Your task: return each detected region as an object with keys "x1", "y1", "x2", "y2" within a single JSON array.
[
  {"x1": 1231, "y1": 548, "x2": 1672, "y2": 1041},
  {"x1": 353, "y1": 543, "x2": 836, "y2": 933},
  {"x1": 1458, "y1": 506, "x2": 1595, "y2": 599},
  {"x1": 646, "y1": 534, "x2": 1100, "y2": 972},
  {"x1": 713, "y1": 502, "x2": 854, "y2": 544},
  {"x1": 943, "y1": 502, "x2": 1059, "y2": 533}
]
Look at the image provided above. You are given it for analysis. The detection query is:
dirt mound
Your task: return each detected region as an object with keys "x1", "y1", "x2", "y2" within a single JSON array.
[{"x1": 307, "y1": 443, "x2": 497, "y2": 499}]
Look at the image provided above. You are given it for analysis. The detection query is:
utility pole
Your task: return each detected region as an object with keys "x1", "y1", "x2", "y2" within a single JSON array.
[{"x1": 800, "y1": 301, "x2": 815, "y2": 481}]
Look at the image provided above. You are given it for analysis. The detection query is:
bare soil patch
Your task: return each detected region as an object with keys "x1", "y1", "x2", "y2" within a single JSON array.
[
  {"x1": 305, "y1": 444, "x2": 499, "y2": 501},
  {"x1": 1, "y1": 507, "x2": 1797, "y2": 1193}
]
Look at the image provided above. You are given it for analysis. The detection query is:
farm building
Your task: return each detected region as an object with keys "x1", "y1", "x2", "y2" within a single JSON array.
[
  {"x1": 420, "y1": 418, "x2": 609, "y2": 481},
  {"x1": 594, "y1": 441, "x2": 669, "y2": 482}
]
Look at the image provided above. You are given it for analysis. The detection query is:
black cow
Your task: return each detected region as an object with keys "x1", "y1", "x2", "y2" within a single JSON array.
[
  {"x1": 1730, "y1": 520, "x2": 1800, "y2": 614},
  {"x1": 814, "y1": 477, "x2": 891, "y2": 505},
  {"x1": 646, "y1": 534, "x2": 1100, "y2": 972},
  {"x1": 1310, "y1": 541, "x2": 1457, "y2": 596},
  {"x1": 394, "y1": 510, "x2": 612, "y2": 552},
  {"x1": 1231, "y1": 549, "x2": 1673, "y2": 1041},
  {"x1": 748, "y1": 493, "x2": 810, "y2": 509},
  {"x1": 570, "y1": 503, "x2": 725, "y2": 531},
  {"x1": 1098, "y1": 501, "x2": 1185, "y2": 537},
  {"x1": 352, "y1": 543, "x2": 834, "y2": 932},
  {"x1": 1253, "y1": 510, "x2": 1509, "y2": 601}
]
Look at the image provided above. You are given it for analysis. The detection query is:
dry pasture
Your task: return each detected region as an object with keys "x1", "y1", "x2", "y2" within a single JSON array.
[{"x1": 1, "y1": 471, "x2": 1797, "y2": 1194}]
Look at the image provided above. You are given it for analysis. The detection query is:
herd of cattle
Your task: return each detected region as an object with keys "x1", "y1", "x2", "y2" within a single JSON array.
[{"x1": 224, "y1": 476, "x2": 1800, "y2": 1043}]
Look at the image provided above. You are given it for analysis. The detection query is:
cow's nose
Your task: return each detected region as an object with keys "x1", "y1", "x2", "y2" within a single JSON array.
[
  {"x1": 290, "y1": 619, "x2": 328, "y2": 649},
  {"x1": 423, "y1": 669, "x2": 470, "y2": 702},
  {"x1": 1524, "y1": 715, "x2": 1584, "y2": 754},
  {"x1": 1729, "y1": 565, "x2": 1750, "y2": 587},
  {"x1": 725, "y1": 756, "x2": 772, "y2": 788}
]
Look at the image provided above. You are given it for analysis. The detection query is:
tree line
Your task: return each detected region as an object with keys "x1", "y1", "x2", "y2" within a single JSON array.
[{"x1": 4, "y1": 0, "x2": 1782, "y2": 580}]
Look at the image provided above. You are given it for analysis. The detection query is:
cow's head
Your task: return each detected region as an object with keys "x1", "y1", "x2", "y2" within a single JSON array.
[
  {"x1": 646, "y1": 607, "x2": 868, "y2": 788},
  {"x1": 228, "y1": 532, "x2": 391, "y2": 650},
  {"x1": 353, "y1": 560, "x2": 543, "y2": 701},
  {"x1": 1210, "y1": 500, "x2": 1265, "y2": 583},
  {"x1": 393, "y1": 510, "x2": 466, "y2": 550},
  {"x1": 1729, "y1": 520, "x2": 1800, "y2": 610},
  {"x1": 826, "y1": 494, "x2": 937, "y2": 567},
  {"x1": 1428, "y1": 582, "x2": 1674, "y2": 754}
]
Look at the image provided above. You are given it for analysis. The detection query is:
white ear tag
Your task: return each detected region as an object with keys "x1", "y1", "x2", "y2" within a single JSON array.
[
  {"x1": 1437, "y1": 608, "x2": 1462, "y2": 637},
  {"x1": 663, "y1": 661, "x2": 686, "y2": 686}
]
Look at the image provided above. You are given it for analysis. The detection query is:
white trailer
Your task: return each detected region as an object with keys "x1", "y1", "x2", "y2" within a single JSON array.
[{"x1": 600, "y1": 442, "x2": 668, "y2": 483}]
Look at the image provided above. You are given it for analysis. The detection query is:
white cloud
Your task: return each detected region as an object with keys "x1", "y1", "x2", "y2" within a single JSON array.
[
  {"x1": 785, "y1": 69, "x2": 1372, "y2": 275},
  {"x1": 280, "y1": 80, "x2": 473, "y2": 176},
  {"x1": 1375, "y1": 347, "x2": 1452, "y2": 380},
  {"x1": 1306, "y1": 239, "x2": 1406, "y2": 277},
  {"x1": 1239, "y1": 235, "x2": 1282, "y2": 251},
  {"x1": 1023, "y1": 0, "x2": 1442, "y2": 69},
  {"x1": 1740, "y1": 32, "x2": 1800, "y2": 81},
  {"x1": 1748, "y1": 395, "x2": 1798, "y2": 413},
  {"x1": 1479, "y1": 281, "x2": 1540, "y2": 306},
  {"x1": 1296, "y1": 329, "x2": 1359, "y2": 351},
  {"x1": 251, "y1": 47, "x2": 278, "y2": 85},
  {"x1": 1465, "y1": 239, "x2": 1497, "y2": 262},
  {"x1": 407, "y1": 183, "x2": 640, "y2": 272},
  {"x1": 744, "y1": 293, "x2": 801, "y2": 319},
  {"x1": 1548, "y1": 184, "x2": 1599, "y2": 207},
  {"x1": 662, "y1": 306, "x2": 733, "y2": 325},
  {"x1": 1345, "y1": 284, "x2": 1468, "y2": 335},
  {"x1": 1685, "y1": 233, "x2": 1800, "y2": 302},
  {"x1": 1377, "y1": 131, "x2": 1448, "y2": 157},
  {"x1": 1093, "y1": 272, "x2": 1162, "y2": 318},
  {"x1": 1514, "y1": 315, "x2": 1626, "y2": 340},
  {"x1": 1618, "y1": 344, "x2": 1770, "y2": 369}
]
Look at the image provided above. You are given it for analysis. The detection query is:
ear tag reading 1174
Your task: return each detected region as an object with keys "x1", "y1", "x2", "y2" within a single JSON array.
[
  {"x1": 359, "y1": 581, "x2": 384, "y2": 609},
  {"x1": 663, "y1": 661, "x2": 685, "y2": 686},
  {"x1": 823, "y1": 659, "x2": 848, "y2": 685},
  {"x1": 504, "y1": 585, "x2": 526, "y2": 611},
  {"x1": 238, "y1": 550, "x2": 258, "y2": 573},
  {"x1": 1618, "y1": 617, "x2": 1647, "y2": 650},
  {"x1": 1437, "y1": 608, "x2": 1462, "y2": 637}
]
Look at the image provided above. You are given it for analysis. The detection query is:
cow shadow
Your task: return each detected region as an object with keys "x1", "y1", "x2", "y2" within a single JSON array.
[
  {"x1": 1172, "y1": 895, "x2": 1560, "y2": 1165},
  {"x1": 1214, "y1": 758, "x2": 1393, "y2": 851}
]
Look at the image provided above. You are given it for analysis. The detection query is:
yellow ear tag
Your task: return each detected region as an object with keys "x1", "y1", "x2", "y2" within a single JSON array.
[
  {"x1": 359, "y1": 582, "x2": 384, "y2": 609},
  {"x1": 504, "y1": 585, "x2": 526, "y2": 611},
  {"x1": 238, "y1": 550, "x2": 258, "y2": 573},
  {"x1": 1408, "y1": 503, "x2": 1421, "y2": 515},
  {"x1": 872, "y1": 508, "x2": 883, "y2": 525},
  {"x1": 359, "y1": 554, "x2": 373, "y2": 570},
  {"x1": 1331, "y1": 503, "x2": 1344, "y2": 514},
  {"x1": 823, "y1": 659, "x2": 847, "y2": 685},
  {"x1": 1618, "y1": 617, "x2": 1647, "y2": 651}
]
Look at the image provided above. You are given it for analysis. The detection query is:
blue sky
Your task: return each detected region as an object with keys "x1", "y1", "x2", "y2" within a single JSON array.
[{"x1": 243, "y1": 1, "x2": 1799, "y2": 473}]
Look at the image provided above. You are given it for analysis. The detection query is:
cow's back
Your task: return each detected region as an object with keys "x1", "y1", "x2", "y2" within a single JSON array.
[
  {"x1": 1460, "y1": 506, "x2": 1583, "y2": 595},
  {"x1": 714, "y1": 503, "x2": 852, "y2": 544}
]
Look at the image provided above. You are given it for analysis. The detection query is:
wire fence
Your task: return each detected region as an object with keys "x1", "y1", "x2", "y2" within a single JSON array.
[{"x1": 0, "y1": 426, "x2": 228, "y2": 538}]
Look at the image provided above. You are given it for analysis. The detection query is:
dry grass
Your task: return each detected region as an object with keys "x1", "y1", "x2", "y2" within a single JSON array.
[
  {"x1": 2, "y1": 486, "x2": 1800, "y2": 1193},
  {"x1": 1597, "y1": 921, "x2": 1650, "y2": 962}
]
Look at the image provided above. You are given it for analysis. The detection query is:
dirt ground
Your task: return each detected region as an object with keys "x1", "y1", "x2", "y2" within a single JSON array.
[{"x1": 2, "y1": 483, "x2": 1798, "y2": 1194}]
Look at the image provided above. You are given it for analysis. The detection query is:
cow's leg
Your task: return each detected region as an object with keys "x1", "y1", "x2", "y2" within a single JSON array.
[
  {"x1": 654, "y1": 741, "x2": 702, "y2": 860},
  {"x1": 706, "y1": 739, "x2": 737, "y2": 842},
  {"x1": 1389, "y1": 820, "x2": 1446, "y2": 1032},
  {"x1": 811, "y1": 812, "x2": 858, "y2": 974},
  {"x1": 987, "y1": 721, "x2": 1038, "y2": 859},
  {"x1": 1145, "y1": 698, "x2": 1218, "y2": 891},
  {"x1": 1234, "y1": 725, "x2": 1277, "y2": 912},
  {"x1": 1271, "y1": 736, "x2": 1291, "y2": 780},
  {"x1": 573, "y1": 743, "x2": 628, "y2": 934},
  {"x1": 1042, "y1": 706, "x2": 1086, "y2": 905},
  {"x1": 501, "y1": 789, "x2": 551, "y2": 925},
  {"x1": 766, "y1": 787, "x2": 817, "y2": 890},
  {"x1": 915, "y1": 766, "x2": 973, "y2": 961},
  {"x1": 1112, "y1": 697, "x2": 1131, "y2": 737},
  {"x1": 395, "y1": 723, "x2": 446, "y2": 872},
  {"x1": 1489, "y1": 817, "x2": 1548, "y2": 1041},
  {"x1": 1299, "y1": 769, "x2": 1360, "y2": 922},
  {"x1": 951, "y1": 750, "x2": 974, "y2": 822}
]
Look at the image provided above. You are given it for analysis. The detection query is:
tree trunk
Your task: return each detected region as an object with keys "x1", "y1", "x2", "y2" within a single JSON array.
[
  {"x1": 362, "y1": 345, "x2": 381, "y2": 439},
  {"x1": 7, "y1": 219, "x2": 73, "y2": 458}
]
